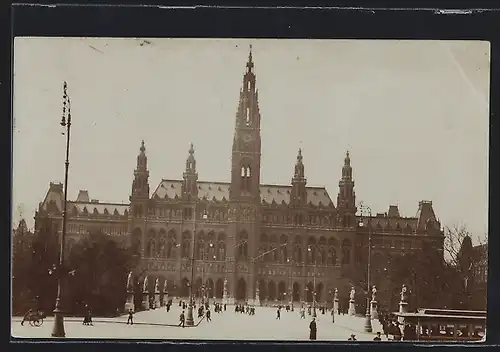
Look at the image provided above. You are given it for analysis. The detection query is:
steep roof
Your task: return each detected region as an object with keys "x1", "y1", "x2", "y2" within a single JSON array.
[{"x1": 152, "y1": 179, "x2": 334, "y2": 207}]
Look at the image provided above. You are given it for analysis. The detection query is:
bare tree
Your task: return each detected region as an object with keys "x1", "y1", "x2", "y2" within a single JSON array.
[{"x1": 443, "y1": 225, "x2": 488, "y2": 308}]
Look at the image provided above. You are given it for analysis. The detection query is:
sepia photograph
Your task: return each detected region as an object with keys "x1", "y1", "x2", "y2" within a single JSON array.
[{"x1": 11, "y1": 38, "x2": 489, "y2": 342}]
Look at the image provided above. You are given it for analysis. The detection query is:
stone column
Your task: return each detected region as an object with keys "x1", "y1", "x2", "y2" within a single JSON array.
[
  {"x1": 348, "y1": 286, "x2": 356, "y2": 316},
  {"x1": 124, "y1": 271, "x2": 135, "y2": 312},
  {"x1": 398, "y1": 284, "x2": 409, "y2": 324},
  {"x1": 154, "y1": 278, "x2": 161, "y2": 308},
  {"x1": 333, "y1": 288, "x2": 339, "y2": 315},
  {"x1": 370, "y1": 285, "x2": 378, "y2": 320},
  {"x1": 142, "y1": 277, "x2": 150, "y2": 310}
]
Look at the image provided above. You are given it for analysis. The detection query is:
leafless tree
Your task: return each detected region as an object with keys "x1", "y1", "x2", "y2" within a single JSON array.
[{"x1": 443, "y1": 224, "x2": 488, "y2": 306}]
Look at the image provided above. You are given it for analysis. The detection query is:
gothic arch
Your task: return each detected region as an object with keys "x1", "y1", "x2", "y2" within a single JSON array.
[
  {"x1": 206, "y1": 278, "x2": 215, "y2": 298},
  {"x1": 217, "y1": 232, "x2": 226, "y2": 260},
  {"x1": 215, "y1": 278, "x2": 224, "y2": 299},
  {"x1": 258, "y1": 279, "x2": 266, "y2": 301},
  {"x1": 181, "y1": 231, "x2": 191, "y2": 258},
  {"x1": 341, "y1": 238, "x2": 352, "y2": 265},
  {"x1": 146, "y1": 229, "x2": 157, "y2": 258},
  {"x1": 278, "y1": 281, "x2": 287, "y2": 301},
  {"x1": 180, "y1": 277, "x2": 190, "y2": 297},
  {"x1": 269, "y1": 234, "x2": 278, "y2": 262},
  {"x1": 131, "y1": 228, "x2": 142, "y2": 255},
  {"x1": 292, "y1": 282, "x2": 301, "y2": 302},
  {"x1": 268, "y1": 281, "x2": 276, "y2": 301},
  {"x1": 195, "y1": 277, "x2": 203, "y2": 298},
  {"x1": 307, "y1": 236, "x2": 317, "y2": 264},
  {"x1": 196, "y1": 230, "x2": 205, "y2": 260},
  {"x1": 316, "y1": 282, "x2": 324, "y2": 302},
  {"x1": 279, "y1": 234, "x2": 288, "y2": 263},
  {"x1": 207, "y1": 231, "x2": 216, "y2": 260},
  {"x1": 238, "y1": 230, "x2": 249, "y2": 260},
  {"x1": 306, "y1": 281, "x2": 314, "y2": 302},
  {"x1": 236, "y1": 278, "x2": 246, "y2": 301},
  {"x1": 166, "y1": 229, "x2": 177, "y2": 259}
]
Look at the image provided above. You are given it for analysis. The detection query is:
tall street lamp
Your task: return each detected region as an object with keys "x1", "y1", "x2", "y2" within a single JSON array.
[
  {"x1": 51, "y1": 81, "x2": 72, "y2": 338},
  {"x1": 307, "y1": 245, "x2": 317, "y2": 318},
  {"x1": 186, "y1": 207, "x2": 208, "y2": 326},
  {"x1": 287, "y1": 257, "x2": 293, "y2": 310},
  {"x1": 358, "y1": 201, "x2": 373, "y2": 333}
]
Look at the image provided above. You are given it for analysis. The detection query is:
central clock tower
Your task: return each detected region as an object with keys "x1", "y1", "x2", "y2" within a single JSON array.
[{"x1": 230, "y1": 46, "x2": 261, "y2": 202}]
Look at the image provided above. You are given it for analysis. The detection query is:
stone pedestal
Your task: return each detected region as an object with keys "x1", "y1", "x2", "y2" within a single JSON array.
[
  {"x1": 348, "y1": 299, "x2": 356, "y2": 316},
  {"x1": 370, "y1": 300, "x2": 378, "y2": 320},
  {"x1": 155, "y1": 293, "x2": 161, "y2": 308},
  {"x1": 124, "y1": 292, "x2": 134, "y2": 312},
  {"x1": 398, "y1": 301, "x2": 408, "y2": 324},
  {"x1": 333, "y1": 299, "x2": 339, "y2": 315},
  {"x1": 142, "y1": 293, "x2": 150, "y2": 310}
]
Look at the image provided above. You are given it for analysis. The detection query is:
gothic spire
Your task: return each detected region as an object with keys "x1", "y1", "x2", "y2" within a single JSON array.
[
  {"x1": 246, "y1": 44, "x2": 254, "y2": 72},
  {"x1": 294, "y1": 148, "x2": 305, "y2": 178},
  {"x1": 185, "y1": 142, "x2": 196, "y2": 172}
]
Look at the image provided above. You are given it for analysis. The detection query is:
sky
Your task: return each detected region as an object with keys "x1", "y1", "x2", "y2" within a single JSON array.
[{"x1": 12, "y1": 38, "x2": 490, "y2": 242}]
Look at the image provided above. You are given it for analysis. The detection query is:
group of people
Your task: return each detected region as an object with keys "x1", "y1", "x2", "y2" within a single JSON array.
[{"x1": 234, "y1": 303, "x2": 256, "y2": 315}]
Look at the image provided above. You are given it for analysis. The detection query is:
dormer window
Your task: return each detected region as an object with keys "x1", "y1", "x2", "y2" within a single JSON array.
[{"x1": 93, "y1": 208, "x2": 99, "y2": 215}]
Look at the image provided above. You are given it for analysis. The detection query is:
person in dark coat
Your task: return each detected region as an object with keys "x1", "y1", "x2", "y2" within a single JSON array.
[
  {"x1": 206, "y1": 309, "x2": 211, "y2": 322},
  {"x1": 276, "y1": 308, "x2": 281, "y2": 320},
  {"x1": 127, "y1": 309, "x2": 134, "y2": 325},
  {"x1": 348, "y1": 333, "x2": 357, "y2": 341},
  {"x1": 309, "y1": 317, "x2": 317, "y2": 340},
  {"x1": 373, "y1": 332, "x2": 382, "y2": 341},
  {"x1": 179, "y1": 310, "x2": 185, "y2": 328}
]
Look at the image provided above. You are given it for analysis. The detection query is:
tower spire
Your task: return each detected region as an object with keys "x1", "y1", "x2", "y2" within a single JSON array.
[
  {"x1": 247, "y1": 44, "x2": 254, "y2": 72},
  {"x1": 230, "y1": 48, "x2": 262, "y2": 202},
  {"x1": 130, "y1": 140, "x2": 150, "y2": 203},
  {"x1": 291, "y1": 148, "x2": 307, "y2": 206},
  {"x1": 337, "y1": 150, "x2": 356, "y2": 225},
  {"x1": 183, "y1": 142, "x2": 198, "y2": 199}
]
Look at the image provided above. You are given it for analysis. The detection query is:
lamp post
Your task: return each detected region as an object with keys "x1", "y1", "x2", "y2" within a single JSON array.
[
  {"x1": 51, "y1": 81, "x2": 72, "y2": 338},
  {"x1": 186, "y1": 207, "x2": 208, "y2": 326},
  {"x1": 358, "y1": 202, "x2": 373, "y2": 333},
  {"x1": 307, "y1": 246, "x2": 317, "y2": 318},
  {"x1": 287, "y1": 257, "x2": 293, "y2": 310}
]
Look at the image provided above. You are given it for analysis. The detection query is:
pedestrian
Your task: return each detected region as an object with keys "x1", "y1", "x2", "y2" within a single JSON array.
[
  {"x1": 224, "y1": 303, "x2": 227, "y2": 311},
  {"x1": 309, "y1": 317, "x2": 317, "y2": 340},
  {"x1": 127, "y1": 309, "x2": 134, "y2": 325},
  {"x1": 276, "y1": 308, "x2": 281, "y2": 320},
  {"x1": 179, "y1": 310, "x2": 185, "y2": 328},
  {"x1": 373, "y1": 332, "x2": 382, "y2": 341},
  {"x1": 206, "y1": 309, "x2": 211, "y2": 322},
  {"x1": 348, "y1": 333, "x2": 357, "y2": 341}
]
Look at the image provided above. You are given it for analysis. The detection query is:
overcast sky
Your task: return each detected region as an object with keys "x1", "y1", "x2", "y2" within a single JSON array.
[{"x1": 13, "y1": 38, "x2": 490, "y2": 241}]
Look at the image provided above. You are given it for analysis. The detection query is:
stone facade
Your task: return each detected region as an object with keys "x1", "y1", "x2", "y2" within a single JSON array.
[{"x1": 34, "y1": 47, "x2": 444, "y2": 307}]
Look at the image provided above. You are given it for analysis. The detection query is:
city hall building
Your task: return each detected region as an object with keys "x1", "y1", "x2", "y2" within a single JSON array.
[{"x1": 35, "y1": 48, "x2": 444, "y2": 307}]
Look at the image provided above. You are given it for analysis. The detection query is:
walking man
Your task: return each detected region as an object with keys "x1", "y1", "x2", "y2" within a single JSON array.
[
  {"x1": 127, "y1": 309, "x2": 134, "y2": 325},
  {"x1": 206, "y1": 309, "x2": 211, "y2": 322},
  {"x1": 276, "y1": 307, "x2": 281, "y2": 320},
  {"x1": 179, "y1": 310, "x2": 185, "y2": 328}
]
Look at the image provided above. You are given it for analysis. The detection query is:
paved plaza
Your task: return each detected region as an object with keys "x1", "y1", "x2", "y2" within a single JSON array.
[{"x1": 12, "y1": 305, "x2": 386, "y2": 341}]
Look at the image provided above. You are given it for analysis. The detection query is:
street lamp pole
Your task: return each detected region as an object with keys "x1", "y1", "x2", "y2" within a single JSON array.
[
  {"x1": 186, "y1": 206, "x2": 204, "y2": 326},
  {"x1": 51, "y1": 81, "x2": 72, "y2": 338},
  {"x1": 307, "y1": 246, "x2": 317, "y2": 318},
  {"x1": 359, "y1": 202, "x2": 373, "y2": 333}
]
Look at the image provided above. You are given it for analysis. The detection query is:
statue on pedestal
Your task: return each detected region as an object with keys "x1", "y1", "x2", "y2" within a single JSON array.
[
  {"x1": 163, "y1": 280, "x2": 168, "y2": 293},
  {"x1": 154, "y1": 278, "x2": 160, "y2": 294},
  {"x1": 126, "y1": 271, "x2": 134, "y2": 293},
  {"x1": 371, "y1": 285, "x2": 377, "y2": 302},
  {"x1": 349, "y1": 286, "x2": 355, "y2": 301},
  {"x1": 400, "y1": 284, "x2": 408, "y2": 303},
  {"x1": 143, "y1": 276, "x2": 149, "y2": 293},
  {"x1": 334, "y1": 288, "x2": 339, "y2": 301}
]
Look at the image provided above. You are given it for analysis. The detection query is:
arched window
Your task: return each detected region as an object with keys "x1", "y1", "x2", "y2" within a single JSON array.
[
  {"x1": 306, "y1": 237, "x2": 316, "y2": 264},
  {"x1": 217, "y1": 233, "x2": 226, "y2": 261},
  {"x1": 328, "y1": 247, "x2": 337, "y2": 265},
  {"x1": 196, "y1": 231, "x2": 205, "y2": 260},
  {"x1": 240, "y1": 163, "x2": 252, "y2": 191},
  {"x1": 181, "y1": 231, "x2": 191, "y2": 258},
  {"x1": 269, "y1": 234, "x2": 278, "y2": 262},
  {"x1": 238, "y1": 231, "x2": 249, "y2": 260},
  {"x1": 280, "y1": 235, "x2": 288, "y2": 263},
  {"x1": 166, "y1": 230, "x2": 177, "y2": 259},
  {"x1": 341, "y1": 239, "x2": 351, "y2": 265}
]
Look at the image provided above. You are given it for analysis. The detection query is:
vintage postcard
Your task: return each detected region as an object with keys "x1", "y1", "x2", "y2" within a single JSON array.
[{"x1": 11, "y1": 38, "x2": 489, "y2": 341}]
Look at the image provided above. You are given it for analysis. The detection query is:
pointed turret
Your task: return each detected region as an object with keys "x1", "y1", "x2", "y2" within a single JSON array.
[
  {"x1": 291, "y1": 148, "x2": 307, "y2": 207},
  {"x1": 182, "y1": 143, "x2": 198, "y2": 199}
]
